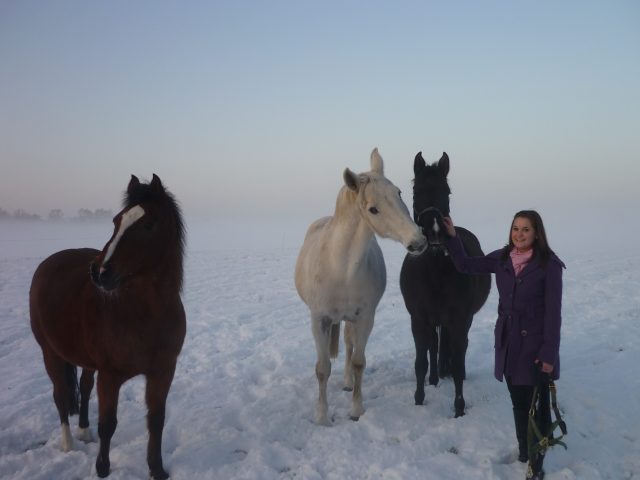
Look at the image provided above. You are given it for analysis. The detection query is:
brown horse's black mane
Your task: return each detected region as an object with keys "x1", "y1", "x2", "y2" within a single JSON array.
[{"x1": 124, "y1": 175, "x2": 186, "y2": 288}]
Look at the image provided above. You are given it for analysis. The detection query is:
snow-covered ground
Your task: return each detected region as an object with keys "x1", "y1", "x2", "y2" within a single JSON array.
[{"x1": 1, "y1": 220, "x2": 638, "y2": 479}]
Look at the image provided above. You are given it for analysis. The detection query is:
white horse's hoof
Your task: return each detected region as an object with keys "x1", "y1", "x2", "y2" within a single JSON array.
[
  {"x1": 350, "y1": 406, "x2": 365, "y2": 420},
  {"x1": 315, "y1": 414, "x2": 331, "y2": 426}
]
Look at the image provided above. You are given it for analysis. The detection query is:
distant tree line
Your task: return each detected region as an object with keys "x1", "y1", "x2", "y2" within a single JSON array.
[{"x1": 0, "y1": 207, "x2": 113, "y2": 222}]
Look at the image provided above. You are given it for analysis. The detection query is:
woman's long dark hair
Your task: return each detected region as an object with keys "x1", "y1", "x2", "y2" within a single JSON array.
[{"x1": 501, "y1": 210, "x2": 554, "y2": 266}]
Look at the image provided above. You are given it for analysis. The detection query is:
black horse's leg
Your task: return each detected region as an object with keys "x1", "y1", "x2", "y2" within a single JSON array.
[
  {"x1": 145, "y1": 367, "x2": 176, "y2": 480},
  {"x1": 78, "y1": 368, "x2": 95, "y2": 441},
  {"x1": 428, "y1": 325, "x2": 439, "y2": 386},
  {"x1": 95, "y1": 371, "x2": 124, "y2": 478},
  {"x1": 438, "y1": 326, "x2": 452, "y2": 379},
  {"x1": 451, "y1": 324, "x2": 470, "y2": 418},
  {"x1": 411, "y1": 316, "x2": 431, "y2": 405}
]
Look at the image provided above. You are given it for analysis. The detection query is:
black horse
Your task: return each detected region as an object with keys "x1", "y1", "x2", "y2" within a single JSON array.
[{"x1": 400, "y1": 151, "x2": 490, "y2": 417}]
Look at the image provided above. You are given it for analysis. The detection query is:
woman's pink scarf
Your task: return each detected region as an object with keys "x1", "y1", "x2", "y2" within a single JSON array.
[{"x1": 510, "y1": 248, "x2": 533, "y2": 276}]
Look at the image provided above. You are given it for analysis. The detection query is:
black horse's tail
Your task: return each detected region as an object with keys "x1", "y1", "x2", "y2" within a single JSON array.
[{"x1": 65, "y1": 363, "x2": 80, "y2": 416}]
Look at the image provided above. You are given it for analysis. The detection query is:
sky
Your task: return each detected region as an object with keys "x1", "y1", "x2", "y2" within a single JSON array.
[{"x1": 1, "y1": 1, "x2": 639, "y2": 254}]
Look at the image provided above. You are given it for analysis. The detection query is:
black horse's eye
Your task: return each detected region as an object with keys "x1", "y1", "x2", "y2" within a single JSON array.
[
  {"x1": 143, "y1": 220, "x2": 155, "y2": 231},
  {"x1": 369, "y1": 207, "x2": 379, "y2": 215}
]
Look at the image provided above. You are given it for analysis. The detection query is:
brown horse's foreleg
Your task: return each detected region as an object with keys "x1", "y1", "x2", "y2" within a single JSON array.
[
  {"x1": 78, "y1": 369, "x2": 95, "y2": 442},
  {"x1": 145, "y1": 368, "x2": 176, "y2": 480},
  {"x1": 96, "y1": 371, "x2": 124, "y2": 478}
]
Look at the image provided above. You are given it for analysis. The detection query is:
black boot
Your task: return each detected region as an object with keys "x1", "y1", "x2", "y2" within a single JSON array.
[
  {"x1": 513, "y1": 408, "x2": 529, "y2": 463},
  {"x1": 526, "y1": 450, "x2": 545, "y2": 479}
]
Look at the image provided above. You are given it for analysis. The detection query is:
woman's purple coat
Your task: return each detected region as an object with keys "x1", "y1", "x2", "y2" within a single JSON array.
[{"x1": 445, "y1": 236, "x2": 565, "y2": 385}]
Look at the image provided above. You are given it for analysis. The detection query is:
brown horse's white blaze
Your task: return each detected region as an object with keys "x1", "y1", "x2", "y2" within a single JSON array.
[{"x1": 100, "y1": 205, "x2": 145, "y2": 272}]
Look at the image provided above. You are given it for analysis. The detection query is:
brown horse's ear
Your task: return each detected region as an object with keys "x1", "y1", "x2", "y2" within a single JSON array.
[
  {"x1": 128, "y1": 175, "x2": 141, "y2": 194},
  {"x1": 414, "y1": 152, "x2": 426, "y2": 175},
  {"x1": 150, "y1": 174, "x2": 164, "y2": 193},
  {"x1": 438, "y1": 152, "x2": 450, "y2": 177},
  {"x1": 343, "y1": 168, "x2": 359, "y2": 192}
]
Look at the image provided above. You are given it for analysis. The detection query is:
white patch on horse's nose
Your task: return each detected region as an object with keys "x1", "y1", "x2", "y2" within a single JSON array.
[
  {"x1": 432, "y1": 218, "x2": 440, "y2": 233},
  {"x1": 103, "y1": 205, "x2": 145, "y2": 265}
]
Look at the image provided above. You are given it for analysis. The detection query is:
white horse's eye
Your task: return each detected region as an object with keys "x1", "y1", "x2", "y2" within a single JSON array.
[{"x1": 369, "y1": 207, "x2": 379, "y2": 215}]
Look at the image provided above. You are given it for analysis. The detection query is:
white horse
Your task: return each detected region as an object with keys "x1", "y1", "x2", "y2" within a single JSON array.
[{"x1": 295, "y1": 148, "x2": 427, "y2": 425}]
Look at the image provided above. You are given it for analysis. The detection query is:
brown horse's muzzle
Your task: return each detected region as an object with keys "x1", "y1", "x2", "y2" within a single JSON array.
[{"x1": 90, "y1": 260, "x2": 119, "y2": 291}]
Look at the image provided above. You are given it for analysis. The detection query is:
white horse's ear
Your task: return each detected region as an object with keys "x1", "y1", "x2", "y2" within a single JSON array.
[
  {"x1": 370, "y1": 148, "x2": 384, "y2": 175},
  {"x1": 343, "y1": 168, "x2": 359, "y2": 192}
]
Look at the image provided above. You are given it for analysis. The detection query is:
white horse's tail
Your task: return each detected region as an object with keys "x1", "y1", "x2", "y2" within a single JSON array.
[{"x1": 330, "y1": 323, "x2": 340, "y2": 359}]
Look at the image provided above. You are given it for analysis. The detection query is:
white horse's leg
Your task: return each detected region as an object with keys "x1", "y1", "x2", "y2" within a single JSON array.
[
  {"x1": 343, "y1": 322, "x2": 354, "y2": 391},
  {"x1": 312, "y1": 316, "x2": 332, "y2": 425},
  {"x1": 350, "y1": 316, "x2": 374, "y2": 420}
]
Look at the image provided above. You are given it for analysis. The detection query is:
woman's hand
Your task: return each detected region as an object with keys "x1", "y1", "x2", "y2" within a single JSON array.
[
  {"x1": 443, "y1": 217, "x2": 457, "y2": 237},
  {"x1": 535, "y1": 359, "x2": 554, "y2": 374},
  {"x1": 540, "y1": 362, "x2": 554, "y2": 373}
]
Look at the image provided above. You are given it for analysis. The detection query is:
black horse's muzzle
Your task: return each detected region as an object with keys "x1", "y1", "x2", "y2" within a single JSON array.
[{"x1": 415, "y1": 207, "x2": 449, "y2": 250}]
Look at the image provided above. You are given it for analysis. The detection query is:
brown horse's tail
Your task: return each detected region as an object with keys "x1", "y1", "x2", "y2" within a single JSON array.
[
  {"x1": 329, "y1": 323, "x2": 340, "y2": 359},
  {"x1": 65, "y1": 363, "x2": 80, "y2": 416}
]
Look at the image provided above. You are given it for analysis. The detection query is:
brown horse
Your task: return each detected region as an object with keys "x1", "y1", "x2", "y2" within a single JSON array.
[{"x1": 29, "y1": 174, "x2": 186, "y2": 479}]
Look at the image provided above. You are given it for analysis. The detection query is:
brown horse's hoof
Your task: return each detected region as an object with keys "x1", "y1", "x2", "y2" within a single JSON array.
[
  {"x1": 150, "y1": 467, "x2": 170, "y2": 480},
  {"x1": 96, "y1": 455, "x2": 110, "y2": 478},
  {"x1": 149, "y1": 463, "x2": 169, "y2": 480},
  {"x1": 349, "y1": 415, "x2": 360, "y2": 422}
]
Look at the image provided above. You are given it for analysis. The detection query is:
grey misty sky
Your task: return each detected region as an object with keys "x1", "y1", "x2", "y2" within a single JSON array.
[{"x1": 1, "y1": 0, "x2": 639, "y2": 252}]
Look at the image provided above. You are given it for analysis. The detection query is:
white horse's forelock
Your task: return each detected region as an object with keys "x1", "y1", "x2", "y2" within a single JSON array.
[{"x1": 101, "y1": 205, "x2": 145, "y2": 269}]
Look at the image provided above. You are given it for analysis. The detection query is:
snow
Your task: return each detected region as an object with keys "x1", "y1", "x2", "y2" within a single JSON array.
[{"x1": 1, "y1": 219, "x2": 639, "y2": 480}]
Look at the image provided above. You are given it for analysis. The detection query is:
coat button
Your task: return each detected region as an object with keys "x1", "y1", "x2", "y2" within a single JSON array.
[
  {"x1": 517, "y1": 278, "x2": 523, "y2": 284},
  {"x1": 521, "y1": 330, "x2": 527, "y2": 336}
]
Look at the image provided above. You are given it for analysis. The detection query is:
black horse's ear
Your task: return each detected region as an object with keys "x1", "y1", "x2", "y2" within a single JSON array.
[
  {"x1": 150, "y1": 174, "x2": 164, "y2": 193},
  {"x1": 127, "y1": 175, "x2": 140, "y2": 194},
  {"x1": 414, "y1": 152, "x2": 426, "y2": 175},
  {"x1": 438, "y1": 152, "x2": 450, "y2": 177}
]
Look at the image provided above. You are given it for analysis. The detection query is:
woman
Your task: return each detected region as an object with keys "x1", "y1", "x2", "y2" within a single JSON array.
[{"x1": 443, "y1": 210, "x2": 565, "y2": 480}]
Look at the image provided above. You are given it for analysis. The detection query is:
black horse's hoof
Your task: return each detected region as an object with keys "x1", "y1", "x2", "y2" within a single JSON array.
[
  {"x1": 343, "y1": 386, "x2": 353, "y2": 392},
  {"x1": 454, "y1": 396, "x2": 465, "y2": 418},
  {"x1": 96, "y1": 456, "x2": 110, "y2": 478},
  {"x1": 349, "y1": 415, "x2": 360, "y2": 422},
  {"x1": 414, "y1": 391, "x2": 425, "y2": 405}
]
